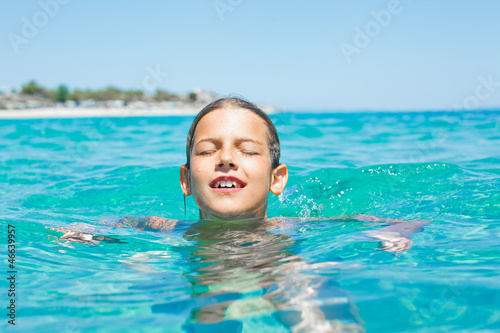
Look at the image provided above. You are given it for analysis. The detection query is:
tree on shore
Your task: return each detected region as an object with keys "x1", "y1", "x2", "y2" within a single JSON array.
[
  {"x1": 92, "y1": 87, "x2": 122, "y2": 101},
  {"x1": 53, "y1": 85, "x2": 70, "y2": 103},
  {"x1": 70, "y1": 89, "x2": 94, "y2": 102},
  {"x1": 188, "y1": 91, "x2": 197, "y2": 103},
  {"x1": 21, "y1": 81, "x2": 50, "y2": 98},
  {"x1": 155, "y1": 90, "x2": 178, "y2": 102},
  {"x1": 123, "y1": 90, "x2": 144, "y2": 102},
  {"x1": 16, "y1": 81, "x2": 197, "y2": 105}
]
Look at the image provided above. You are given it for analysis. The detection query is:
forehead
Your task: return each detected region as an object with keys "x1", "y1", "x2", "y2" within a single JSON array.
[{"x1": 193, "y1": 108, "x2": 268, "y2": 141}]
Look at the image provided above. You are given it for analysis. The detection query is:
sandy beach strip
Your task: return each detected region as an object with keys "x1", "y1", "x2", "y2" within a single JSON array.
[
  {"x1": 2, "y1": 107, "x2": 494, "y2": 120},
  {"x1": 0, "y1": 105, "x2": 283, "y2": 119},
  {"x1": 0, "y1": 107, "x2": 206, "y2": 119}
]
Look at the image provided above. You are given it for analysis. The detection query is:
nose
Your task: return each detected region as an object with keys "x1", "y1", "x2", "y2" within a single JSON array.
[{"x1": 217, "y1": 147, "x2": 237, "y2": 169}]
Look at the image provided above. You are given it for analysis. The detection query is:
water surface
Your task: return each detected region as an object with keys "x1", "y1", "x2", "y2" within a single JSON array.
[{"x1": 1, "y1": 110, "x2": 499, "y2": 332}]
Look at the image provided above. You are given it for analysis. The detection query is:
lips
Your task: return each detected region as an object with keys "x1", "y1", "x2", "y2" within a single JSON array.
[{"x1": 209, "y1": 176, "x2": 246, "y2": 192}]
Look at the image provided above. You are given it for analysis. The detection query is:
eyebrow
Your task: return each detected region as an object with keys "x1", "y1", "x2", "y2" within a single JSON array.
[{"x1": 195, "y1": 137, "x2": 264, "y2": 148}]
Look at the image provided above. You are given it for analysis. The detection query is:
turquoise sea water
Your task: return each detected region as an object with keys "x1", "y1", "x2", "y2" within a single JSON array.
[{"x1": 1, "y1": 110, "x2": 499, "y2": 332}]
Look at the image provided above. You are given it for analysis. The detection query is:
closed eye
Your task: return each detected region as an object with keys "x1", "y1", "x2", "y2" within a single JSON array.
[
  {"x1": 242, "y1": 151, "x2": 258, "y2": 156},
  {"x1": 199, "y1": 151, "x2": 215, "y2": 156}
]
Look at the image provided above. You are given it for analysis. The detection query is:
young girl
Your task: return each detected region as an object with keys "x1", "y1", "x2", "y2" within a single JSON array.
[
  {"x1": 50, "y1": 97, "x2": 429, "y2": 332},
  {"x1": 53, "y1": 97, "x2": 427, "y2": 249}
]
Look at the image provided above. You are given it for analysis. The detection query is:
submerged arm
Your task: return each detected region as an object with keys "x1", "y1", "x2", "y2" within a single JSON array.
[
  {"x1": 269, "y1": 214, "x2": 431, "y2": 252},
  {"x1": 115, "y1": 216, "x2": 178, "y2": 231},
  {"x1": 356, "y1": 215, "x2": 431, "y2": 252},
  {"x1": 47, "y1": 216, "x2": 179, "y2": 245}
]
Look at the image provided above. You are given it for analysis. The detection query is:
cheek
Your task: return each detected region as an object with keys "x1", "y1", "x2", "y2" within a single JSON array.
[
  {"x1": 239, "y1": 158, "x2": 259, "y2": 171},
  {"x1": 189, "y1": 163, "x2": 205, "y2": 187},
  {"x1": 241, "y1": 159, "x2": 272, "y2": 186}
]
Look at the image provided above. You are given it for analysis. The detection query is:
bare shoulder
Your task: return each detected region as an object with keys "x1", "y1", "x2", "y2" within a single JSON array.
[
  {"x1": 266, "y1": 215, "x2": 348, "y2": 225},
  {"x1": 264, "y1": 216, "x2": 335, "y2": 229},
  {"x1": 145, "y1": 216, "x2": 179, "y2": 231},
  {"x1": 115, "y1": 215, "x2": 179, "y2": 231}
]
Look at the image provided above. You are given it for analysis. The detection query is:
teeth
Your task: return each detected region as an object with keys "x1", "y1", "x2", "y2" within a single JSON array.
[{"x1": 213, "y1": 180, "x2": 241, "y2": 188}]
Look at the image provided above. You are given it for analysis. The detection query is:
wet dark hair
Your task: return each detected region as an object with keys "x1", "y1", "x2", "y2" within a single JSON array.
[{"x1": 185, "y1": 97, "x2": 280, "y2": 169}]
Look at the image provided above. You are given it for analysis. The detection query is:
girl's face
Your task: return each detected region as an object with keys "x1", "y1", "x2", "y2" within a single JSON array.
[{"x1": 180, "y1": 107, "x2": 288, "y2": 221}]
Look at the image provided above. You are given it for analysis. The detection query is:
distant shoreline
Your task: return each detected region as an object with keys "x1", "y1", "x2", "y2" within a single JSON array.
[{"x1": 0, "y1": 107, "x2": 206, "y2": 119}]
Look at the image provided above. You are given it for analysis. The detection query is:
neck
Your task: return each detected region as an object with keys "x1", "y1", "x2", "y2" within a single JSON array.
[{"x1": 198, "y1": 208, "x2": 267, "y2": 223}]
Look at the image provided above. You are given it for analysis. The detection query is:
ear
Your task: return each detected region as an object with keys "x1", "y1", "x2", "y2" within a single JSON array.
[
  {"x1": 270, "y1": 163, "x2": 288, "y2": 196},
  {"x1": 180, "y1": 164, "x2": 191, "y2": 197}
]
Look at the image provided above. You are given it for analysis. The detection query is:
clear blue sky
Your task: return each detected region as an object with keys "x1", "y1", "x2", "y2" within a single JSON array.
[{"x1": 1, "y1": 0, "x2": 499, "y2": 111}]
